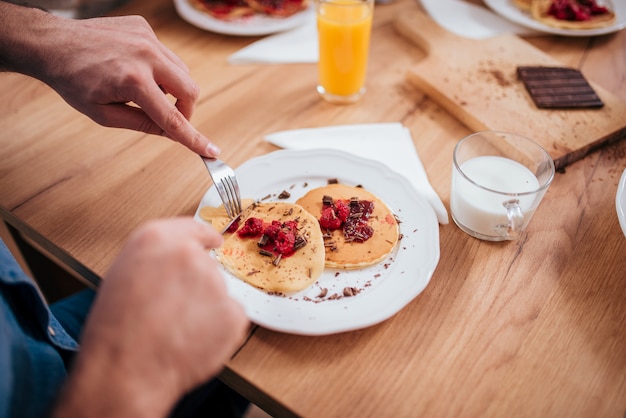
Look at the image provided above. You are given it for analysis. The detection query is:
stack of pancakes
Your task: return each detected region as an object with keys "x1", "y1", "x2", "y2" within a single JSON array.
[{"x1": 200, "y1": 183, "x2": 400, "y2": 293}]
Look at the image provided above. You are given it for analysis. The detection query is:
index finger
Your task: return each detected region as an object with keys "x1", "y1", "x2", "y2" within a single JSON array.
[{"x1": 135, "y1": 81, "x2": 220, "y2": 157}]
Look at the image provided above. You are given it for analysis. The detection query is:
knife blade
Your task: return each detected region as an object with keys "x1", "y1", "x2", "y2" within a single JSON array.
[{"x1": 220, "y1": 201, "x2": 258, "y2": 234}]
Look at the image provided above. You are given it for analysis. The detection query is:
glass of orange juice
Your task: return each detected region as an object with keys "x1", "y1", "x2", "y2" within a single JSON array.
[{"x1": 316, "y1": 0, "x2": 374, "y2": 104}]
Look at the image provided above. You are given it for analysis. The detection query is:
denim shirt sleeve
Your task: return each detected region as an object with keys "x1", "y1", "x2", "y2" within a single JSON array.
[{"x1": 0, "y1": 239, "x2": 80, "y2": 418}]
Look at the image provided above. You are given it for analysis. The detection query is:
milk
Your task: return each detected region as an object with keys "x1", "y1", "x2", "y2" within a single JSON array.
[{"x1": 451, "y1": 156, "x2": 541, "y2": 238}]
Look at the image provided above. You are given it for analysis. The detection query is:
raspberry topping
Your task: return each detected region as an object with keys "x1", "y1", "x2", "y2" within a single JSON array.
[
  {"x1": 319, "y1": 196, "x2": 375, "y2": 243},
  {"x1": 548, "y1": 0, "x2": 609, "y2": 21},
  {"x1": 237, "y1": 217, "x2": 301, "y2": 257}
]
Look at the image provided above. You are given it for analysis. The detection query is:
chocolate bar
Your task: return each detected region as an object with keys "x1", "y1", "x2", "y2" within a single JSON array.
[{"x1": 517, "y1": 66, "x2": 604, "y2": 109}]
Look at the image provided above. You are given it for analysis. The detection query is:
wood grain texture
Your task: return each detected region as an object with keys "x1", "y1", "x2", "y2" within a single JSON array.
[
  {"x1": 0, "y1": 0, "x2": 625, "y2": 417},
  {"x1": 394, "y1": 8, "x2": 626, "y2": 170}
]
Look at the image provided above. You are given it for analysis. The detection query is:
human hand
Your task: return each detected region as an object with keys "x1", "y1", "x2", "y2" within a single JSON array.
[
  {"x1": 30, "y1": 10, "x2": 219, "y2": 157},
  {"x1": 54, "y1": 218, "x2": 249, "y2": 417}
]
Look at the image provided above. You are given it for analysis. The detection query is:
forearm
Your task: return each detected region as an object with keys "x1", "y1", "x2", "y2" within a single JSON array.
[
  {"x1": 52, "y1": 338, "x2": 181, "y2": 418},
  {"x1": 0, "y1": 2, "x2": 56, "y2": 77}
]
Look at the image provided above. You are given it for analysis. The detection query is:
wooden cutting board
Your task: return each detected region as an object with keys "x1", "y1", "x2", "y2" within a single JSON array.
[{"x1": 394, "y1": 9, "x2": 626, "y2": 170}]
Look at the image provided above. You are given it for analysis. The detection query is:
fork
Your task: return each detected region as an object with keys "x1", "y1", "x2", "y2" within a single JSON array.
[{"x1": 201, "y1": 157, "x2": 243, "y2": 219}]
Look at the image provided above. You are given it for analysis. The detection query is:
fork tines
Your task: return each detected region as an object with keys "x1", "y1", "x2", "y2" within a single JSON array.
[
  {"x1": 201, "y1": 157, "x2": 243, "y2": 219},
  {"x1": 221, "y1": 175, "x2": 242, "y2": 218}
]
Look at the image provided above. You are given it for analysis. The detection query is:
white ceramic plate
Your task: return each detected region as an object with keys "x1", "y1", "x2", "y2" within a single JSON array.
[
  {"x1": 617, "y1": 168, "x2": 626, "y2": 237},
  {"x1": 483, "y1": 0, "x2": 626, "y2": 37},
  {"x1": 174, "y1": 0, "x2": 313, "y2": 36},
  {"x1": 194, "y1": 149, "x2": 440, "y2": 335}
]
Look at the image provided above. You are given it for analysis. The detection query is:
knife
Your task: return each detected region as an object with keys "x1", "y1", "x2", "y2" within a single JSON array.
[{"x1": 220, "y1": 201, "x2": 259, "y2": 234}]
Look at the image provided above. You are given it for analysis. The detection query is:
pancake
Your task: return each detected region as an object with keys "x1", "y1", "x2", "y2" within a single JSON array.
[
  {"x1": 530, "y1": 0, "x2": 616, "y2": 30},
  {"x1": 513, "y1": 0, "x2": 532, "y2": 11},
  {"x1": 202, "y1": 202, "x2": 325, "y2": 293},
  {"x1": 295, "y1": 184, "x2": 399, "y2": 269},
  {"x1": 199, "y1": 198, "x2": 256, "y2": 233},
  {"x1": 247, "y1": 0, "x2": 308, "y2": 17},
  {"x1": 190, "y1": 0, "x2": 255, "y2": 20}
]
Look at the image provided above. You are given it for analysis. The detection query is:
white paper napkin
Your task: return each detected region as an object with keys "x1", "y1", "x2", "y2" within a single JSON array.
[
  {"x1": 264, "y1": 123, "x2": 449, "y2": 224},
  {"x1": 228, "y1": 10, "x2": 318, "y2": 64},
  {"x1": 420, "y1": 0, "x2": 539, "y2": 39}
]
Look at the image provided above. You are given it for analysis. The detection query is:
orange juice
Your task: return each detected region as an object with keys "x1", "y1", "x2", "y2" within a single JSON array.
[{"x1": 316, "y1": 0, "x2": 373, "y2": 103}]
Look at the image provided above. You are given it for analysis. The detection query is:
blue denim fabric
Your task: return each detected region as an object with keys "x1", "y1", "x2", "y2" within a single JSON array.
[
  {"x1": 0, "y1": 239, "x2": 247, "y2": 418},
  {"x1": 0, "y1": 239, "x2": 83, "y2": 418}
]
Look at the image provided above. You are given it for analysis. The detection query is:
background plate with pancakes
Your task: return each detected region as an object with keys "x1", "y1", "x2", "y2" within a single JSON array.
[
  {"x1": 482, "y1": 0, "x2": 625, "y2": 36},
  {"x1": 194, "y1": 149, "x2": 440, "y2": 335},
  {"x1": 174, "y1": 0, "x2": 314, "y2": 36}
]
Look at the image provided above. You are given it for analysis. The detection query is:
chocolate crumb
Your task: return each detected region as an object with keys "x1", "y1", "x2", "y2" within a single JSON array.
[
  {"x1": 343, "y1": 287, "x2": 360, "y2": 297},
  {"x1": 490, "y1": 69, "x2": 511, "y2": 87},
  {"x1": 278, "y1": 190, "x2": 291, "y2": 199}
]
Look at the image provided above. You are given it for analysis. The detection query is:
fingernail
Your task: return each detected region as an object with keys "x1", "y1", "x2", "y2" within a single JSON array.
[{"x1": 207, "y1": 143, "x2": 221, "y2": 156}]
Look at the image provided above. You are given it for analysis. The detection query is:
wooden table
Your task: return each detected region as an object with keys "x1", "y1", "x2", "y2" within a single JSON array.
[{"x1": 1, "y1": 0, "x2": 625, "y2": 416}]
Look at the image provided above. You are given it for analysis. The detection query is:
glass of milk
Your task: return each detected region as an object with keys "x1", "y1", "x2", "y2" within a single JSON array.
[{"x1": 451, "y1": 131, "x2": 555, "y2": 241}]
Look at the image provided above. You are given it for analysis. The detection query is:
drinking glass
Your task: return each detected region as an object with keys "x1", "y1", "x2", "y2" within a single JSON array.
[
  {"x1": 316, "y1": 0, "x2": 374, "y2": 104},
  {"x1": 450, "y1": 131, "x2": 555, "y2": 241}
]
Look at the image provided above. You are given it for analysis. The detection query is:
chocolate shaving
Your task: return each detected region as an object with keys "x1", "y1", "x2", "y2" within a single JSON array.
[
  {"x1": 272, "y1": 254, "x2": 282, "y2": 266},
  {"x1": 294, "y1": 235, "x2": 308, "y2": 250},
  {"x1": 257, "y1": 234, "x2": 269, "y2": 247},
  {"x1": 259, "y1": 249, "x2": 273, "y2": 257},
  {"x1": 327, "y1": 178, "x2": 338, "y2": 184},
  {"x1": 278, "y1": 190, "x2": 291, "y2": 199}
]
